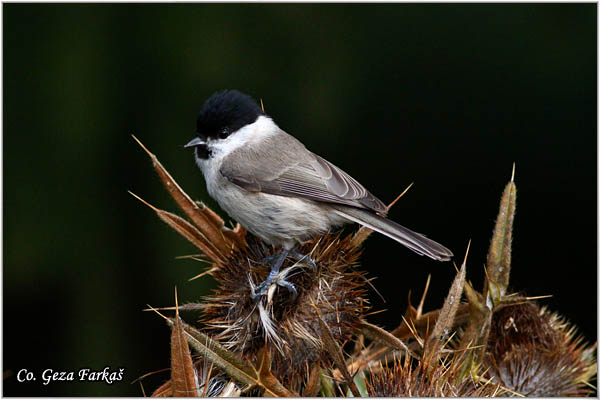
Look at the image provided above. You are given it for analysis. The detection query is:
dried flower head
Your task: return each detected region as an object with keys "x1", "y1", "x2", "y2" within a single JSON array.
[
  {"x1": 366, "y1": 355, "x2": 501, "y2": 397},
  {"x1": 199, "y1": 232, "x2": 369, "y2": 391},
  {"x1": 485, "y1": 302, "x2": 596, "y2": 396}
]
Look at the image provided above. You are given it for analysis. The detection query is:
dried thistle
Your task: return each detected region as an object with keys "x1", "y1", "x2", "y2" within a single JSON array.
[
  {"x1": 131, "y1": 139, "x2": 596, "y2": 397},
  {"x1": 484, "y1": 302, "x2": 597, "y2": 396},
  {"x1": 460, "y1": 166, "x2": 596, "y2": 396},
  {"x1": 364, "y1": 252, "x2": 501, "y2": 397},
  {"x1": 133, "y1": 136, "x2": 373, "y2": 395},
  {"x1": 198, "y1": 232, "x2": 369, "y2": 392},
  {"x1": 365, "y1": 354, "x2": 501, "y2": 397}
]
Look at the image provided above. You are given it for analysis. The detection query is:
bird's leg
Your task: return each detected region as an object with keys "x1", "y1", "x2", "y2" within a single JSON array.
[
  {"x1": 252, "y1": 247, "x2": 319, "y2": 300},
  {"x1": 260, "y1": 250, "x2": 317, "y2": 271},
  {"x1": 253, "y1": 248, "x2": 292, "y2": 300},
  {"x1": 259, "y1": 253, "x2": 281, "y2": 265}
]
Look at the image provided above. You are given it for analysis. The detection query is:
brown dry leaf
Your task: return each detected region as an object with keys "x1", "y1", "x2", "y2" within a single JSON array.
[
  {"x1": 129, "y1": 192, "x2": 223, "y2": 262},
  {"x1": 174, "y1": 320, "x2": 258, "y2": 390},
  {"x1": 360, "y1": 320, "x2": 416, "y2": 358},
  {"x1": 171, "y1": 289, "x2": 200, "y2": 397},
  {"x1": 151, "y1": 380, "x2": 172, "y2": 397},
  {"x1": 132, "y1": 135, "x2": 243, "y2": 256},
  {"x1": 194, "y1": 201, "x2": 247, "y2": 250},
  {"x1": 350, "y1": 225, "x2": 374, "y2": 248},
  {"x1": 255, "y1": 346, "x2": 297, "y2": 397},
  {"x1": 157, "y1": 209, "x2": 225, "y2": 263},
  {"x1": 223, "y1": 223, "x2": 247, "y2": 249},
  {"x1": 393, "y1": 305, "x2": 471, "y2": 342},
  {"x1": 303, "y1": 363, "x2": 322, "y2": 397},
  {"x1": 423, "y1": 258, "x2": 466, "y2": 365},
  {"x1": 423, "y1": 246, "x2": 469, "y2": 348},
  {"x1": 175, "y1": 319, "x2": 296, "y2": 397}
]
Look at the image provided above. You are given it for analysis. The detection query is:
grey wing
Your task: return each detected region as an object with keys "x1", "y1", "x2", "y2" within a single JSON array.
[{"x1": 220, "y1": 131, "x2": 387, "y2": 214}]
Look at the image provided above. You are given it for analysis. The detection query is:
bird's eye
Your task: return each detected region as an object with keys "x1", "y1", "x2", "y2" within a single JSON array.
[{"x1": 219, "y1": 128, "x2": 229, "y2": 139}]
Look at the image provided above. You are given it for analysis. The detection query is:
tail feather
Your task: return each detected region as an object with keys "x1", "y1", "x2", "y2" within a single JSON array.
[{"x1": 333, "y1": 206, "x2": 453, "y2": 261}]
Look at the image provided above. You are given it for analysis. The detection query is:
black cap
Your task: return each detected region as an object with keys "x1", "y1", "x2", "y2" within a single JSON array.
[{"x1": 196, "y1": 89, "x2": 265, "y2": 140}]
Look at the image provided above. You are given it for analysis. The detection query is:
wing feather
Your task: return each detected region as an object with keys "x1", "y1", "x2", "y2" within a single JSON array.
[{"x1": 220, "y1": 131, "x2": 387, "y2": 214}]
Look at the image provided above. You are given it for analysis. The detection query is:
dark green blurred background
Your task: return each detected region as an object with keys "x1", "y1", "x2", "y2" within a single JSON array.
[{"x1": 3, "y1": 3, "x2": 596, "y2": 396}]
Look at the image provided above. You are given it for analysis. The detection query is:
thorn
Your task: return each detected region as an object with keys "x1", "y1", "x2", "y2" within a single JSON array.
[
  {"x1": 511, "y1": 162, "x2": 516, "y2": 182},
  {"x1": 174, "y1": 286, "x2": 179, "y2": 318},
  {"x1": 128, "y1": 191, "x2": 159, "y2": 212},
  {"x1": 452, "y1": 261, "x2": 460, "y2": 273},
  {"x1": 401, "y1": 315, "x2": 423, "y2": 347},
  {"x1": 260, "y1": 98, "x2": 265, "y2": 112},
  {"x1": 523, "y1": 294, "x2": 553, "y2": 301},
  {"x1": 416, "y1": 274, "x2": 431, "y2": 317},
  {"x1": 387, "y1": 182, "x2": 414, "y2": 212},
  {"x1": 452, "y1": 239, "x2": 471, "y2": 273},
  {"x1": 364, "y1": 275, "x2": 386, "y2": 303},
  {"x1": 463, "y1": 239, "x2": 472, "y2": 266},
  {"x1": 175, "y1": 254, "x2": 211, "y2": 264},
  {"x1": 143, "y1": 305, "x2": 198, "y2": 312},
  {"x1": 131, "y1": 134, "x2": 154, "y2": 157},
  {"x1": 189, "y1": 267, "x2": 218, "y2": 281},
  {"x1": 145, "y1": 304, "x2": 169, "y2": 321},
  {"x1": 361, "y1": 308, "x2": 388, "y2": 317}
]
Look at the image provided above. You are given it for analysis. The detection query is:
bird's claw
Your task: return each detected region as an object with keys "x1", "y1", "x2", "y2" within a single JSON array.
[
  {"x1": 252, "y1": 277, "x2": 297, "y2": 301},
  {"x1": 289, "y1": 251, "x2": 317, "y2": 272},
  {"x1": 252, "y1": 248, "x2": 316, "y2": 301}
]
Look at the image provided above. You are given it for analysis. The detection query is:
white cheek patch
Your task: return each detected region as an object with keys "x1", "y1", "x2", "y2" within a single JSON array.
[
  {"x1": 210, "y1": 115, "x2": 278, "y2": 157},
  {"x1": 195, "y1": 115, "x2": 279, "y2": 192}
]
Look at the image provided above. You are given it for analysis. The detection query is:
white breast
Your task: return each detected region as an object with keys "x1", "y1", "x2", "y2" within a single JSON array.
[{"x1": 194, "y1": 115, "x2": 347, "y2": 248}]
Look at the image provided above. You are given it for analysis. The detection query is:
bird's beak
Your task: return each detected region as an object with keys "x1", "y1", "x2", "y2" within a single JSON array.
[{"x1": 184, "y1": 137, "x2": 206, "y2": 148}]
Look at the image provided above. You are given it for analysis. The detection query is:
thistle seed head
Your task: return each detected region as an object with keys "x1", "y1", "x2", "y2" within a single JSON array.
[
  {"x1": 199, "y1": 232, "x2": 369, "y2": 389},
  {"x1": 485, "y1": 302, "x2": 596, "y2": 396},
  {"x1": 366, "y1": 355, "x2": 501, "y2": 397}
]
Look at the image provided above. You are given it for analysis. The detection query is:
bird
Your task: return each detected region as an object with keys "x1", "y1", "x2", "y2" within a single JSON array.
[{"x1": 184, "y1": 89, "x2": 453, "y2": 298}]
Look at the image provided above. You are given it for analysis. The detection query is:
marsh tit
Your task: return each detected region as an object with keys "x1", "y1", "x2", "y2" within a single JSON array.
[{"x1": 185, "y1": 90, "x2": 453, "y2": 298}]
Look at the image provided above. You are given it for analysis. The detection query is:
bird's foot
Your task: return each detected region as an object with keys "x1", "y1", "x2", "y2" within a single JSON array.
[
  {"x1": 252, "y1": 248, "x2": 291, "y2": 300},
  {"x1": 252, "y1": 248, "x2": 317, "y2": 301}
]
